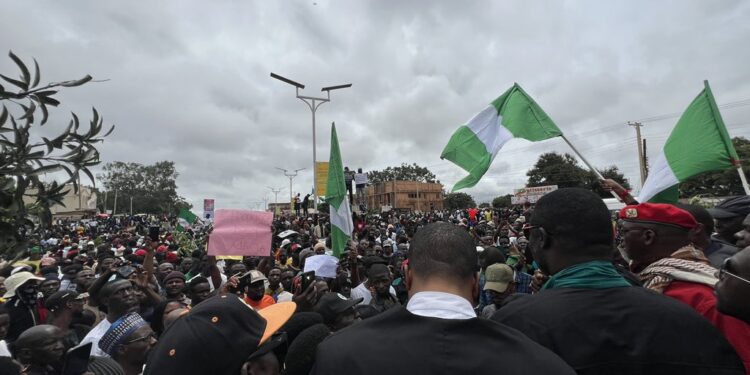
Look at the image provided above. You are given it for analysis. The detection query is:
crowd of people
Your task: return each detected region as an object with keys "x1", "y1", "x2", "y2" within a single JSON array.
[{"x1": 0, "y1": 183, "x2": 749, "y2": 375}]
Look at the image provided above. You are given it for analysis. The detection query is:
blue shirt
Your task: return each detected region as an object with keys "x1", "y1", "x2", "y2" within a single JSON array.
[{"x1": 515, "y1": 271, "x2": 533, "y2": 294}]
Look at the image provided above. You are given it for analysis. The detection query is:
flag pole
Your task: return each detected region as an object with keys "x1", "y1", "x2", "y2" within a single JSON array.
[
  {"x1": 560, "y1": 134, "x2": 621, "y2": 200},
  {"x1": 737, "y1": 166, "x2": 750, "y2": 195}
]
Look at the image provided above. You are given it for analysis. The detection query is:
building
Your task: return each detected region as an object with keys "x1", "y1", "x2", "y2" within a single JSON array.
[
  {"x1": 23, "y1": 184, "x2": 98, "y2": 219},
  {"x1": 267, "y1": 202, "x2": 291, "y2": 214},
  {"x1": 365, "y1": 181, "x2": 444, "y2": 212}
]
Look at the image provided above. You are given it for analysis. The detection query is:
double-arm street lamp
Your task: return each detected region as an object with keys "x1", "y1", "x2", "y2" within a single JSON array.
[{"x1": 271, "y1": 72, "x2": 351, "y2": 212}]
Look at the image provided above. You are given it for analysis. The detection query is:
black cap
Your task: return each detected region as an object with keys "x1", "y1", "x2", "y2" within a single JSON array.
[
  {"x1": 144, "y1": 295, "x2": 295, "y2": 375},
  {"x1": 314, "y1": 293, "x2": 362, "y2": 325},
  {"x1": 708, "y1": 196, "x2": 750, "y2": 219},
  {"x1": 44, "y1": 290, "x2": 83, "y2": 312}
]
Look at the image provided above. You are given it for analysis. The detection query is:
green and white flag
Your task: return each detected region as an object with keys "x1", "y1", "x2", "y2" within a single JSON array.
[
  {"x1": 176, "y1": 208, "x2": 199, "y2": 232},
  {"x1": 441, "y1": 83, "x2": 563, "y2": 191},
  {"x1": 639, "y1": 81, "x2": 740, "y2": 203},
  {"x1": 325, "y1": 123, "x2": 354, "y2": 257}
]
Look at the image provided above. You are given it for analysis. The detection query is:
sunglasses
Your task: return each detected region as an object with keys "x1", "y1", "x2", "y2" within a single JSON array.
[
  {"x1": 124, "y1": 332, "x2": 156, "y2": 345},
  {"x1": 716, "y1": 258, "x2": 750, "y2": 285}
]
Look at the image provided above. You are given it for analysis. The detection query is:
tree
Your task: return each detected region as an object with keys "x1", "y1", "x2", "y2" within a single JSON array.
[
  {"x1": 97, "y1": 161, "x2": 190, "y2": 215},
  {"x1": 0, "y1": 51, "x2": 113, "y2": 257},
  {"x1": 443, "y1": 192, "x2": 476, "y2": 210},
  {"x1": 479, "y1": 202, "x2": 491, "y2": 209},
  {"x1": 526, "y1": 152, "x2": 630, "y2": 198},
  {"x1": 587, "y1": 166, "x2": 631, "y2": 198},
  {"x1": 492, "y1": 194, "x2": 512, "y2": 209},
  {"x1": 367, "y1": 163, "x2": 437, "y2": 183},
  {"x1": 679, "y1": 137, "x2": 750, "y2": 198}
]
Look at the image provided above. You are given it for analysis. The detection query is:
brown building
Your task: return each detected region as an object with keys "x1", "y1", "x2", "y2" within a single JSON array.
[{"x1": 365, "y1": 181, "x2": 444, "y2": 212}]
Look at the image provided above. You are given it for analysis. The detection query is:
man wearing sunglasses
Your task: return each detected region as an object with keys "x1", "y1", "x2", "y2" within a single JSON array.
[
  {"x1": 99, "y1": 312, "x2": 157, "y2": 375},
  {"x1": 620, "y1": 203, "x2": 750, "y2": 373},
  {"x1": 716, "y1": 248, "x2": 750, "y2": 324}
]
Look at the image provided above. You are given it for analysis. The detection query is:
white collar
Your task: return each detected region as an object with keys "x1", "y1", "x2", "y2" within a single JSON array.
[{"x1": 406, "y1": 291, "x2": 476, "y2": 320}]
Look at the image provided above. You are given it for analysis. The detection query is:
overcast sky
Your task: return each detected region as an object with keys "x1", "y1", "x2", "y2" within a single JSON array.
[{"x1": 2, "y1": 0, "x2": 749, "y2": 211}]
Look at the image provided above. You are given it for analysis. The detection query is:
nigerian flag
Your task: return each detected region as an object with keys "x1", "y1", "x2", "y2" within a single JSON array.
[
  {"x1": 441, "y1": 83, "x2": 563, "y2": 191},
  {"x1": 176, "y1": 208, "x2": 198, "y2": 232},
  {"x1": 639, "y1": 81, "x2": 740, "y2": 203},
  {"x1": 325, "y1": 123, "x2": 353, "y2": 257}
]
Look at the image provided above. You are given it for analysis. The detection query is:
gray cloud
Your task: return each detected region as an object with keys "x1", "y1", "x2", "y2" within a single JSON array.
[{"x1": 2, "y1": 0, "x2": 749, "y2": 210}]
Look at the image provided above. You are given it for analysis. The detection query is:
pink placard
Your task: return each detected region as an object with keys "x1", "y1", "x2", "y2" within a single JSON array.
[{"x1": 207, "y1": 209, "x2": 273, "y2": 256}]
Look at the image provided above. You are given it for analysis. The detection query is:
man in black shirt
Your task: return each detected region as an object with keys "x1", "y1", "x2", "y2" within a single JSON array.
[{"x1": 492, "y1": 188, "x2": 744, "y2": 375}]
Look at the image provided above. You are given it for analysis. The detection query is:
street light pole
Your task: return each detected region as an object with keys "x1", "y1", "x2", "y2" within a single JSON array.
[
  {"x1": 276, "y1": 167, "x2": 305, "y2": 214},
  {"x1": 271, "y1": 73, "x2": 351, "y2": 213}
]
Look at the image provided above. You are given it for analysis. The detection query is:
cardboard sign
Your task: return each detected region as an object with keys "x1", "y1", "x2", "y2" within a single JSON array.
[{"x1": 208, "y1": 209, "x2": 273, "y2": 256}]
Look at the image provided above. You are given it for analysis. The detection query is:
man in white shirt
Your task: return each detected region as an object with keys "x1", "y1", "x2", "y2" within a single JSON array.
[
  {"x1": 312, "y1": 222, "x2": 575, "y2": 374},
  {"x1": 79, "y1": 279, "x2": 140, "y2": 357}
]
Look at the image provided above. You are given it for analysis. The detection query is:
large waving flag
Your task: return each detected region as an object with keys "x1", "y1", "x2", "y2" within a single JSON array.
[
  {"x1": 325, "y1": 123, "x2": 354, "y2": 257},
  {"x1": 639, "y1": 81, "x2": 740, "y2": 203},
  {"x1": 441, "y1": 83, "x2": 563, "y2": 191}
]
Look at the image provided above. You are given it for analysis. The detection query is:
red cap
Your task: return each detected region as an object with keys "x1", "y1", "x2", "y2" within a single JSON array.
[
  {"x1": 156, "y1": 245, "x2": 169, "y2": 253},
  {"x1": 134, "y1": 249, "x2": 147, "y2": 257},
  {"x1": 619, "y1": 203, "x2": 698, "y2": 229},
  {"x1": 165, "y1": 251, "x2": 178, "y2": 262}
]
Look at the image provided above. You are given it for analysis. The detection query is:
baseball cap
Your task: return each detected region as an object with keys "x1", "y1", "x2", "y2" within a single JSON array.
[
  {"x1": 484, "y1": 264, "x2": 514, "y2": 293},
  {"x1": 708, "y1": 196, "x2": 750, "y2": 219},
  {"x1": 281, "y1": 239, "x2": 292, "y2": 248},
  {"x1": 44, "y1": 290, "x2": 85, "y2": 311},
  {"x1": 314, "y1": 293, "x2": 363, "y2": 324},
  {"x1": 143, "y1": 295, "x2": 295, "y2": 375},
  {"x1": 241, "y1": 270, "x2": 267, "y2": 284},
  {"x1": 3, "y1": 271, "x2": 43, "y2": 299}
]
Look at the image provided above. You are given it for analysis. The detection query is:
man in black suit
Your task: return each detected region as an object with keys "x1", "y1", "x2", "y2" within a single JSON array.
[
  {"x1": 492, "y1": 188, "x2": 745, "y2": 375},
  {"x1": 311, "y1": 222, "x2": 575, "y2": 375}
]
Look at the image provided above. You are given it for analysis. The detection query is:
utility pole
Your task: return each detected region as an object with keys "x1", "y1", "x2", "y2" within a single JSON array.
[
  {"x1": 130, "y1": 196, "x2": 133, "y2": 216},
  {"x1": 628, "y1": 122, "x2": 646, "y2": 188},
  {"x1": 276, "y1": 168, "x2": 305, "y2": 213},
  {"x1": 642, "y1": 138, "x2": 649, "y2": 179},
  {"x1": 113, "y1": 190, "x2": 118, "y2": 215}
]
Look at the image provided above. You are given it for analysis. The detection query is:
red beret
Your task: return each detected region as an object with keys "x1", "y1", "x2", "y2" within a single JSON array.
[
  {"x1": 619, "y1": 203, "x2": 698, "y2": 229},
  {"x1": 134, "y1": 249, "x2": 147, "y2": 257},
  {"x1": 156, "y1": 245, "x2": 169, "y2": 253}
]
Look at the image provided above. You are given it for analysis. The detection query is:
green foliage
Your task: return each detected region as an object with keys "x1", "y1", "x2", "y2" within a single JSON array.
[
  {"x1": 443, "y1": 192, "x2": 476, "y2": 210},
  {"x1": 679, "y1": 137, "x2": 750, "y2": 197},
  {"x1": 367, "y1": 163, "x2": 437, "y2": 184},
  {"x1": 478, "y1": 202, "x2": 491, "y2": 209},
  {"x1": 492, "y1": 194, "x2": 512, "y2": 209},
  {"x1": 526, "y1": 152, "x2": 630, "y2": 198},
  {"x1": 0, "y1": 51, "x2": 113, "y2": 257},
  {"x1": 97, "y1": 161, "x2": 191, "y2": 215}
]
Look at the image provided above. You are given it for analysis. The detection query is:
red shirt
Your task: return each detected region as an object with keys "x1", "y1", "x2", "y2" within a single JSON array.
[
  {"x1": 665, "y1": 281, "x2": 750, "y2": 373},
  {"x1": 244, "y1": 295, "x2": 276, "y2": 310}
]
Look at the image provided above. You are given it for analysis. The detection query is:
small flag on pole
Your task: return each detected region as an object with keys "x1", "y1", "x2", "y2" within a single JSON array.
[
  {"x1": 441, "y1": 83, "x2": 562, "y2": 191},
  {"x1": 325, "y1": 123, "x2": 354, "y2": 257},
  {"x1": 639, "y1": 81, "x2": 740, "y2": 203},
  {"x1": 176, "y1": 208, "x2": 199, "y2": 232}
]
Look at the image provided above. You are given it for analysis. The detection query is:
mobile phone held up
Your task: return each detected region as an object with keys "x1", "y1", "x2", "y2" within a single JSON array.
[
  {"x1": 301, "y1": 271, "x2": 315, "y2": 292},
  {"x1": 148, "y1": 225, "x2": 160, "y2": 242}
]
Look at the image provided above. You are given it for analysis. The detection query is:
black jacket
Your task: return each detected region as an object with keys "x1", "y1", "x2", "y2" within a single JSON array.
[
  {"x1": 492, "y1": 287, "x2": 745, "y2": 375},
  {"x1": 312, "y1": 306, "x2": 575, "y2": 375},
  {"x1": 5, "y1": 297, "x2": 39, "y2": 343}
]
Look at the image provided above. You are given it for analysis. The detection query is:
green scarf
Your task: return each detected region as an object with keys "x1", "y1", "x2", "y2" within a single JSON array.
[{"x1": 542, "y1": 260, "x2": 631, "y2": 290}]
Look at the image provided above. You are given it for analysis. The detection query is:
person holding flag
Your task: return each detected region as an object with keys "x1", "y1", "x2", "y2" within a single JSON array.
[{"x1": 325, "y1": 123, "x2": 354, "y2": 257}]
